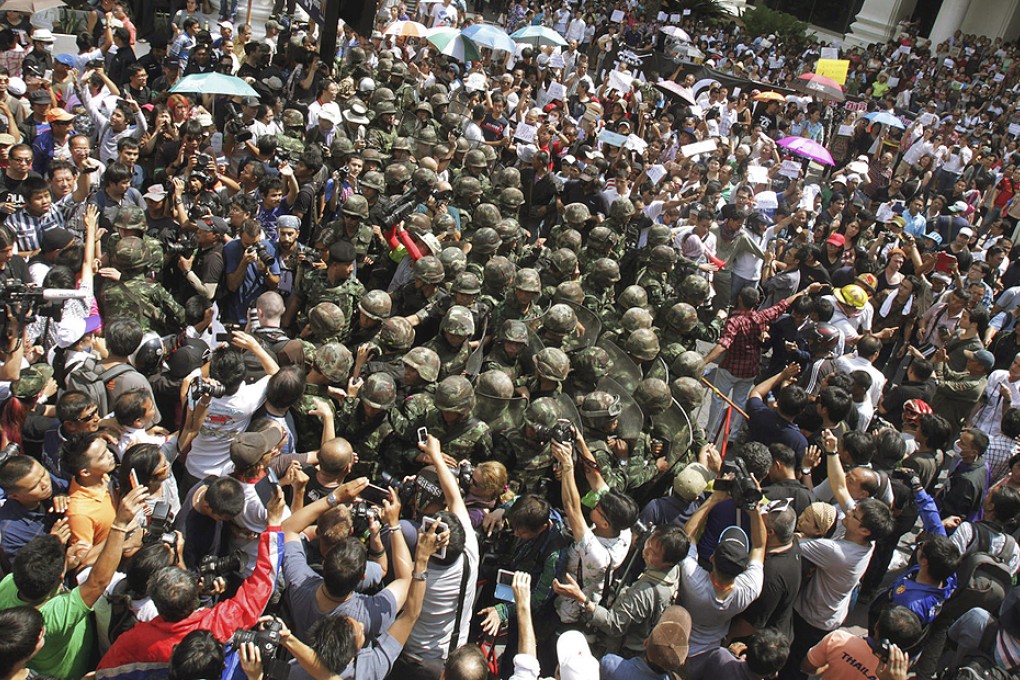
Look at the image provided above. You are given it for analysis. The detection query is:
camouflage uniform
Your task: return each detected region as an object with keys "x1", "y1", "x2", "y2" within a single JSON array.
[
  {"x1": 292, "y1": 382, "x2": 335, "y2": 453},
  {"x1": 424, "y1": 334, "x2": 470, "y2": 380},
  {"x1": 297, "y1": 270, "x2": 365, "y2": 341},
  {"x1": 636, "y1": 249, "x2": 677, "y2": 315},
  {"x1": 100, "y1": 236, "x2": 184, "y2": 334}
]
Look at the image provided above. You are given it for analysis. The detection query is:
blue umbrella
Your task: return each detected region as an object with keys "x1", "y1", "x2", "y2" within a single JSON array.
[
  {"x1": 510, "y1": 25, "x2": 567, "y2": 47},
  {"x1": 170, "y1": 72, "x2": 259, "y2": 97},
  {"x1": 864, "y1": 111, "x2": 905, "y2": 129},
  {"x1": 461, "y1": 23, "x2": 516, "y2": 53}
]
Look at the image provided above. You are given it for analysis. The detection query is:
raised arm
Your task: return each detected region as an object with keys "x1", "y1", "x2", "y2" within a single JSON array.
[
  {"x1": 387, "y1": 520, "x2": 444, "y2": 645},
  {"x1": 749, "y1": 362, "x2": 801, "y2": 402},
  {"x1": 747, "y1": 501, "x2": 767, "y2": 564},
  {"x1": 551, "y1": 439, "x2": 587, "y2": 540},
  {"x1": 281, "y1": 478, "x2": 369, "y2": 538},
  {"x1": 684, "y1": 490, "x2": 726, "y2": 542},
  {"x1": 417, "y1": 435, "x2": 468, "y2": 521},
  {"x1": 80, "y1": 486, "x2": 149, "y2": 606},
  {"x1": 230, "y1": 331, "x2": 279, "y2": 376},
  {"x1": 821, "y1": 428, "x2": 852, "y2": 511}
]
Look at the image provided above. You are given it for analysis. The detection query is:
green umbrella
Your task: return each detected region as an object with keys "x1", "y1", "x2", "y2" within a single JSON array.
[
  {"x1": 426, "y1": 27, "x2": 481, "y2": 62},
  {"x1": 170, "y1": 72, "x2": 259, "y2": 97},
  {"x1": 510, "y1": 25, "x2": 567, "y2": 47}
]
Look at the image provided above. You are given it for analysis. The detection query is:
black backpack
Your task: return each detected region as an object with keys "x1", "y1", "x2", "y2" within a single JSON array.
[
  {"x1": 949, "y1": 522, "x2": 1017, "y2": 616},
  {"x1": 65, "y1": 357, "x2": 135, "y2": 418}
]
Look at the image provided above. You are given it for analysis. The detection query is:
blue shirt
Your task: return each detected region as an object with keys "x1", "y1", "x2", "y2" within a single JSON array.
[
  {"x1": 746, "y1": 396, "x2": 808, "y2": 463},
  {"x1": 221, "y1": 238, "x2": 281, "y2": 324},
  {"x1": 601, "y1": 655, "x2": 669, "y2": 680},
  {"x1": 0, "y1": 474, "x2": 70, "y2": 562}
]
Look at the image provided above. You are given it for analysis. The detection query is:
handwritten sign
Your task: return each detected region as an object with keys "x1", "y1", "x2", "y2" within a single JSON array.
[
  {"x1": 755, "y1": 191, "x2": 779, "y2": 210},
  {"x1": 820, "y1": 47, "x2": 839, "y2": 60},
  {"x1": 680, "y1": 140, "x2": 718, "y2": 158},
  {"x1": 547, "y1": 81, "x2": 566, "y2": 101},
  {"x1": 610, "y1": 9, "x2": 625, "y2": 22},
  {"x1": 514, "y1": 122, "x2": 537, "y2": 143},
  {"x1": 887, "y1": 76, "x2": 900, "y2": 87},
  {"x1": 598, "y1": 129, "x2": 628, "y2": 147},
  {"x1": 625, "y1": 134, "x2": 648, "y2": 153},
  {"x1": 995, "y1": 73, "x2": 1005, "y2": 83},
  {"x1": 548, "y1": 53, "x2": 565, "y2": 69},
  {"x1": 815, "y1": 58, "x2": 850, "y2": 85},
  {"x1": 838, "y1": 124, "x2": 854, "y2": 136},
  {"x1": 607, "y1": 69, "x2": 634, "y2": 93},
  {"x1": 465, "y1": 72, "x2": 487, "y2": 92},
  {"x1": 801, "y1": 184, "x2": 821, "y2": 211},
  {"x1": 779, "y1": 160, "x2": 802, "y2": 179},
  {"x1": 646, "y1": 164, "x2": 667, "y2": 185}
]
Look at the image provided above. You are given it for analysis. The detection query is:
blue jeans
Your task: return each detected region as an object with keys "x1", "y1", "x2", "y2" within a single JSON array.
[
  {"x1": 948, "y1": 608, "x2": 993, "y2": 668},
  {"x1": 730, "y1": 273, "x2": 759, "y2": 305},
  {"x1": 706, "y1": 366, "x2": 754, "y2": 440}
]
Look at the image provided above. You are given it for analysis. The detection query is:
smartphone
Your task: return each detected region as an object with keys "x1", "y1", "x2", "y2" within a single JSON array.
[
  {"x1": 129, "y1": 469, "x2": 139, "y2": 489},
  {"x1": 421, "y1": 515, "x2": 448, "y2": 559},
  {"x1": 494, "y1": 569, "x2": 515, "y2": 602},
  {"x1": 417, "y1": 427, "x2": 429, "y2": 445},
  {"x1": 267, "y1": 468, "x2": 280, "y2": 490},
  {"x1": 360, "y1": 483, "x2": 390, "y2": 506}
]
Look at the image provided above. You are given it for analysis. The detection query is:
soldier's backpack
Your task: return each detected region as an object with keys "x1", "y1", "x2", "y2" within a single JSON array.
[{"x1": 65, "y1": 356, "x2": 135, "y2": 418}]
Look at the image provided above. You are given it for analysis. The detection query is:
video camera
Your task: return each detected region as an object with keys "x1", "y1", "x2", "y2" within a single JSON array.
[
  {"x1": 142, "y1": 501, "x2": 176, "y2": 548},
  {"x1": 382, "y1": 187, "x2": 454, "y2": 227},
  {"x1": 0, "y1": 280, "x2": 87, "y2": 339},
  {"x1": 714, "y1": 457, "x2": 763, "y2": 512}
]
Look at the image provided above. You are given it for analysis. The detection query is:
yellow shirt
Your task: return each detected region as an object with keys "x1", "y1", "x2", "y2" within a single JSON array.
[{"x1": 67, "y1": 479, "x2": 115, "y2": 547}]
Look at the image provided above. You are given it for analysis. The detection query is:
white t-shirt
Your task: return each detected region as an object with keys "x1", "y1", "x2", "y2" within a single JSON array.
[
  {"x1": 679, "y1": 544, "x2": 763, "y2": 655},
  {"x1": 793, "y1": 518, "x2": 874, "y2": 631},
  {"x1": 184, "y1": 376, "x2": 271, "y2": 478},
  {"x1": 555, "y1": 527, "x2": 632, "y2": 622},
  {"x1": 431, "y1": 2, "x2": 458, "y2": 27}
]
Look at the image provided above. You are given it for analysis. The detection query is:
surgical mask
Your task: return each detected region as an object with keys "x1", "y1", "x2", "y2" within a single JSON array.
[{"x1": 40, "y1": 43, "x2": 52, "y2": 52}]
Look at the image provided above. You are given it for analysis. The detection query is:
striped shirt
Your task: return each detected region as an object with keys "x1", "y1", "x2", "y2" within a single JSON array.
[{"x1": 6, "y1": 204, "x2": 65, "y2": 252}]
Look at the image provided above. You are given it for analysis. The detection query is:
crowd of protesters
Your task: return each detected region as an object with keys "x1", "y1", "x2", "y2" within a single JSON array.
[{"x1": 1, "y1": 0, "x2": 1020, "y2": 679}]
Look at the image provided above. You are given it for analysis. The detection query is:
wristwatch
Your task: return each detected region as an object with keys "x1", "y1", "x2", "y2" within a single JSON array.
[
  {"x1": 412, "y1": 570, "x2": 428, "y2": 582},
  {"x1": 326, "y1": 493, "x2": 340, "y2": 508}
]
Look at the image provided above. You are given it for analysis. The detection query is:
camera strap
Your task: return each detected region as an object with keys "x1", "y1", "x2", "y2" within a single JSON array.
[{"x1": 448, "y1": 554, "x2": 472, "y2": 658}]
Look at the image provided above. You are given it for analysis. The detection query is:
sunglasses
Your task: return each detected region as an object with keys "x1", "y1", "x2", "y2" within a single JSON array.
[
  {"x1": 764, "y1": 498, "x2": 793, "y2": 513},
  {"x1": 75, "y1": 408, "x2": 100, "y2": 422}
]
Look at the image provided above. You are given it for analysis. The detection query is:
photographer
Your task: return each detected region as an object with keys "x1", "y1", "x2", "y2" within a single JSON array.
[
  {"x1": 222, "y1": 219, "x2": 281, "y2": 325},
  {"x1": 177, "y1": 212, "x2": 226, "y2": 302},
  {"x1": 97, "y1": 487, "x2": 286, "y2": 670},
  {"x1": 801, "y1": 605, "x2": 921, "y2": 680}
]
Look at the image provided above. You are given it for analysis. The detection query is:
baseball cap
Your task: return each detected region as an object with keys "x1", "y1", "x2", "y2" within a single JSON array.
[
  {"x1": 714, "y1": 525, "x2": 751, "y2": 578},
  {"x1": 28, "y1": 89, "x2": 51, "y2": 105},
  {"x1": 645, "y1": 606, "x2": 692, "y2": 672},
  {"x1": 13, "y1": 364, "x2": 54, "y2": 400},
  {"x1": 143, "y1": 184, "x2": 169, "y2": 202},
  {"x1": 923, "y1": 231, "x2": 943, "y2": 246},
  {"x1": 46, "y1": 108, "x2": 75, "y2": 123},
  {"x1": 958, "y1": 226, "x2": 975, "y2": 238},
  {"x1": 242, "y1": 96, "x2": 260, "y2": 108},
  {"x1": 965, "y1": 349, "x2": 995, "y2": 371},
  {"x1": 826, "y1": 233, "x2": 846, "y2": 247},
  {"x1": 949, "y1": 201, "x2": 970, "y2": 214},
  {"x1": 556, "y1": 630, "x2": 599, "y2": 680},
  {"x1": 55, "y1": 315, "x2": 103, "y2": 349},
  {"x1": 195, "y1": 215, "x2": 230, "y2": 234},
  {"x1": 229, "y1": 429, "x2": 283, "y2": 468},
  {"x1": 673, "y1": 462, "x2": 714, "y2": 501},
  {"x1": 55, "y1": 53, "x2": 76, "y2": 67},
  {"x1": 890, "y1": 215, "x2": 907, "y2": 228},
  {"x1": 40, "y1": 227, "x2": 74, "y2": 252},
  {"x1": 6, "y1": 77, "x2": 24, "y2": 96}
]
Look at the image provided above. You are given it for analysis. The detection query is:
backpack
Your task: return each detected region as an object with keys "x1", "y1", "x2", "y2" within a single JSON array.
[
  {"x1": 942, "y1": 621, "x2": 1017, "y2": 680},
  {"x1": 65, "y1": 356, "x2": 136, "y2": 418},
  {"x1": 948, "y1": 522, "x2": 1017, "y2": 616}
]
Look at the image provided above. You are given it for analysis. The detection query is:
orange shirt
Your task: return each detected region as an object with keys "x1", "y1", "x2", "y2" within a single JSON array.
[
  {"x1": 67, "y1": 479, "x2": 116, "y2": 548},
  {"x1": 807, "y1": 629, "x2": 882, "y2": 680}
]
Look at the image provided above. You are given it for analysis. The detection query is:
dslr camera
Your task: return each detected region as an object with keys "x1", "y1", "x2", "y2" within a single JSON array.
[
  {"x1": 350, "y1": 500, "x2": 379, "y2": 539},
  {"x1": 191, "y1": 376, "x2": 227, "y2": 399},
  {"x1": 533, "y1": 420, "x2": 574, "y2": 447},
  {"x1": 230, "y1": 619, "x2": 290, "y2": 679},
  {"x1": 198, "y1": 548, "x2": 246, "y2": 592},
  {"x1": 251, "y1": 241, "x2": 274, "y2": 266},
  {"x1": 713, "y1": 457, "x2": 763, "y2": 512},
  {"x1": 142, "y1": 501, "x2": 176, "y2": 548}
]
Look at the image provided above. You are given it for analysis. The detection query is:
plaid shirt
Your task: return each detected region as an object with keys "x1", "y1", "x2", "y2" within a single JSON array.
[
  {"x1": 986, "y1": 433, "x2": 1020, "y2": 484},
  {"x1": 718, "y1": 298, "x2": 792, "y2": 378}
]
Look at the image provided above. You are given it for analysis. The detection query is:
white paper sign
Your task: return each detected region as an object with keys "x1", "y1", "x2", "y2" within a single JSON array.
[
  {"x1": 670, "y1": 13, "x2": 681, "y2": 22},
  {"x1": 746, "y1": 165, "x2": 769, "y2": 185},
  {"x1": 547, "y1": 81, "x2": 566, "y2": 101},
  {"x1": 607, "y1": 70, "x2": 634, "y2": 93},
  {"x1": 514, "y1": 122, "x2": 537, "y2": 143},
  {"x1": 801, "y1": 184, "x2": 821, "y2": 211},
  {"x1": 779, "y1": 160, "x2": 802, "y2": 179},
  {"x1": 657, "y1": 11, "x2": 667, "y2": 21},
  {"x1": 755, "y1": 191, "x2": 779, "y2": 210},
  {"x1": 688, "y1": 104, "x2": 703, "y2": 116},
  {"x1": 995, "y1": 73, "x2": 1006, "y2": 82},
  {"x1": 646, "y1": 164, "x2": 667, "y2": 185},
  {"x1": 682, "y1": 9, "x2": 691, "y2": 15},
  {"x1": 548, "y1": 53, "x2": 565, "y2": 69},
  {"x1": 681, "y1": 140, "x2": 718, "y2": 158},
  {"x1": 897, "y1": 45, "x2": 911, "y2": 56},
  {"x1": 1009, "y1": 123, "x2": 1020, "y2": 136},
  {"x1": 465, "y1": 72, "x2": 487, "y2": 92},
  {"x1": 944, "y1": 58, "x2": 955, "y2": 68},
  {"x1": 887, "y1": 77, "x2": 900, "y2": 87},
  {"x1": 625, "y1": 134, "x2": 648, "y2": 153},
  {"x1": 838, "y1": 124, "x2": 854, "y2": 136},
  {"x1": 875, "y1": 202, "x2": 895, "y2": 223},
  {"x1": 610, "y1": 9, "x2": 625, "y2": 22},
  {"x1": 820, "y1": 47, "x2": 839, "y2": 60}
]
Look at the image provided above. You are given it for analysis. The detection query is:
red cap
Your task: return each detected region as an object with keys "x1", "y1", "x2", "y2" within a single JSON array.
[{"x1": 826, "y1": 233, "x2": 846, "y2": 247}]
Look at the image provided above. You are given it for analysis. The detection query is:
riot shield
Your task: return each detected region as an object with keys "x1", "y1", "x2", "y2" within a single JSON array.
[
  {"x1": 595, "y1": 337, "x2": 642, "y2": 393},
  {"x1": 563, "y1": 302, "x2": 603, "y2": 353},
  {"x1": 464, "y1": 317, "x2": 489, "y2": 379},
  {"x1": 596, "y1": 377, "x2": 645, "y2": 442},
  {"x1": 650, "y1": 399, "x2": 696, "y2": 467},
  {"x1": 474, "y1": 392, "x2": 529, "y2": 435},
  {"x1": 644, "y1": 356, "x2": 670, "y2": 384},
  {"x1": 549, "y1": 392, "x2": 582, "y2": 432}
]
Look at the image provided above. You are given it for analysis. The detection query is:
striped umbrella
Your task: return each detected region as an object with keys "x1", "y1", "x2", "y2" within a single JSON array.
[
  {"x1": 793, "y1": 73, "x2": 845, "y2": 102},
  {"x1": 383, "y1": 20, "x2": 430, "y2": 38},
  {"x1": 426, "y1": 28, "x2": 481, "y2": 62}
]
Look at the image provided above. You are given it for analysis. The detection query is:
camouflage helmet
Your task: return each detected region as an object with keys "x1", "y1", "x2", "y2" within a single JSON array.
[
  {"x1": 515, "y1": 268, "x2": 542, "y2": 293},
  {"x1": 671, "y1": 350, "x2": 705, "y2": 379},
  {"x1": 553, "y1": 281, "x2": 585, "y2": 306},
  {"x1": 281, "y1": 108, "x2": 304, "y2": 128},
  {"x1": 634, "y1": 378, "x2": 673, "y2": 416},
  {"x1": 625, "y1": 328, "x2": 661, "y2": 362},
  {"x1": 371, "y1": 86, "x2": 396, "y2": 105},
  {"x1": 480, "y1": 144, "x2": 498, "y2": 165},
  {"x1": 499, "y1": 319, "x2": 529, "y2": 344},
  {"x1": 435, "y1": 375, "x2": 476, "y2": 415},
  {"x1": 647, "y1": 224, "x2": 673, "y2": 247},
  {"x1": 361, "y1": 372, "x2": 397, "y2": 410},
  {"x1": 453, "y1": 175, "x2": 482, "y2": 200},
  {"x1": 548, "y1": 248, "x2": 578, "y2": 278},
  {"x1": 588, "y1": 225, "x2": 616, "y2": 248},
  {"x1": 483, "y1": 256, "x2": 516, "y2": 290},
  {"x1": 563, "y1": 202, "x2": 591, "y2": 226},
  {"x1": 471, "y1": 227, "x2": 501, "y2": 255},
  {"x1": 665, "y1": 303, "x2": 698, "y2": 334},
  {"x1": 438, "y1": 247, "x2": 467, "y2": 278},
  {"x1": 441, "y1": 305, "x2": 476, "y2": 337},
  {"x1": 579, "y1": 390, "x2": 623, "y2": 424},
  {"x1": 474, "y1": 203, "x2": 501, "y2": 230},
  {"x1": 375, "y1": 101, "x2": 397, "y2": 116},
  {"x1": 454, "y1": 136, "x2": 472, "y2": 153},
  {"x1": 360, "y1": 170, "x2": 386, "y2": 193},
  {"x1": 534, "y1": 347, "x2": 571, "y2": 382},
  {"x1": 494, "y1": 218, "x2": 521, "y2": 242},
  {"x1": 115, "y1": 205, "x2": 146, "y2": 232},
  {"x1": 358, "y1": 289, "x2": 392, "y2": 321},
  {"x1": 618, "y1": 285, "x2": 649, "y2": 310},
  {"x1": 391, "y1": 136, "x2": 412, "y2": 152},
  {"x1": 411, "y1": 167, "x2": 439, "y2": 191},
  {"x1": 390, "y1": 60, "x2": 409, "y2": 79},
  {"x1": 649, "y1": 245, "x2": 678, "y2": 269},
  {"x1": 429, "y1": 92, "x2": 450, "y2": 108},
  {"x1": 451, "y1": 272, "x2": 482, "y2": 295},
  {"x1": 524, "y1": 397, "x2": 561, "y2": 430},
  {"x1": 495, "y1": 166, "x2": 521, "y2": 189},
  {"x1": 572, "y1": 346, "x2": 613, "y2": 380},
  {"x1": 678, "y1": 274, "x2": 711, "y2": 306},
  {"x1": 413, "y1": 255, "x2": 445, "y2": 284},
  {"x1": 464, "y1": 148, "x2": 488, "y2": 169},
  {"x1": 435, "y1": 213, "x2": 458, "y2": 236},
  {"x1": 342, "y1": 194, "x2": 370, "y2": 218},
  {"x1": 414, "y1": 101, "x2": 434, "y2": 116},
  {"x1": 330, "y1": 136, "x2": 355, "y2": 160},
  {"x1": 379, "y1": 317, "x2": 415, "y2": 351},
  {"x1": 609, "y1": 197, "x2": 636, "y2": 221},
  {"x1": 112, "y1": 236, "x2": 147, "y2": 274},
  {"x1": 555, "y1": 229, "x2": 582, "y2": 253},
  {"x1": 314, "y1": 342, "x2": 353, "y2": 384},
  {"x1": 309, "y1": 303, "x2": 346, "y2": 338},
  {"x1": 385, "y1": 163, "x2": 410, "y2": 188},
  {"x1": 590, "y1": 258, "x2": 621, "y2": 285},
  {"x1": 621, "y1": 307, "x2": 654, "y2": 333},
  {"x1": 402, "y1": 346, "x2": 441, "y2": 382},
  {"x1": 476, "y1": 369, "x2": 514, "y2": 399},
  {"x1": 497, "y1": 187, "x2": 525, "y2": 209},
  {"x1": 671, "y1": 376, "x2": 707, "y2": 411},
  {"x1": 543, "y1": 303, "x2": 577, "y2": 336}
]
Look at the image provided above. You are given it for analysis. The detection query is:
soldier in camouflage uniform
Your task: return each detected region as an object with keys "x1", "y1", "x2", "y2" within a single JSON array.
[
  {"x1": 482, "y1": 319, "x2": 530, "y2": 388},
  {"x1": 337, "y1": 372, "x2": 397, "y2": 478},
  {"x1": 449, "y1": 176, "x2": 483, "y2": 236},
  {"x1": 603, "y1": 197, "x2": 641, "y2": 255},
  {"x1": 419, "y1": 376, "x2": 492, "y2": 462},
  {"x1": 474, "y1": 370, "x2": 523, "y2": 435},
  {"x1": 480, "y1": 257, "x2": 516, "y2": 312},
  {"x1": 601, "y1": 307, "x2": 655, "y2": 347},
  {"x1": 391, "y1": 255, "x2": 444, "y2": 317},
  {"x1": 636, "y1": 245, "x2": 678, "y2": 315},
  {"x1": 625, "y1": 328, "x2": 669, "y2": 382},
  {"x1": 412, "y1": 272, "x2": 489, "y2": 338},
  {"x1": 348, "y1": 289, "x2": 392, "y2": 348},
  {"x1": 578, "y1": 226, "x2": 619, "y2": 277},
  {"x1": 391, "y1": 61, "x2": 418, "y2": 112},
  {"x1": 305, "y1": 302, "x2": 347, "y2": 345},
  {"x1": 673, "y1": 273, "x2": 724, "y2": 346},
  {"x1": 538, "y1": 248, "x2": 579, "y2": 302},
  {"x1": 564, "y1": 346, "x2": 613, "y2": 402},
  {"x1": 492, "y1": 267, "x2": 543, "y2": 332},
  {"x1": 424, "y1": 305, "x2": 474, "y2": 380},
  {"x1": 329, "y1": 195, "x2": 377, "y2": 268},
  {"x1": 521, "y1": 346, "x2": 570, "y2": 400},
  {"x1": 438, "y1": 247, "x2": 467, "y2": 280},
  {"x1": 465, "y1": 227, "x2": 501, "y2": 279},
  {"x1": 99, "y1": 236, "x2": 185, "y2": 335},
  {"x1": 579, "y1": 390, "x2": 657, "y2": 494},
  {"x1": 495, "y1": 188, "x2": 525, "y2": 227},
  {"x1": 366, "y1": 101, "x2": 399, "y2": 155},
  {"x1": 581, "y1": 258, "x2": 621, "y2": 318},
  {"x1": 293, "y1": 342, "x2": 354, "y2": 452},
  {"x1": 107, "y1": 205, "x2": 163, "y2": 278},
  {"x1": 600, "y1": 285, "x2": 648, "y2": 333},
  {"x1": 658, "y1": 302, "x2": 697, "y2": 369},
  {"x1": 535, "y1": 303, "x2": 580, "y2": 354},
  {"x1": 492, "y1": 397, "x2": 562, "y2": 496},
  {"x1": 285, "y1": 240, "x2": 365, "y2": 340},
  {"x1": 451, "y1": 149, "x2": 492, "y2": 199},
  {"x1": 362, "y1": 316, "x2": 416, "y2": 380},
  {"x1": 495, "y1": 217, "x2": 524, "y2": 262}
]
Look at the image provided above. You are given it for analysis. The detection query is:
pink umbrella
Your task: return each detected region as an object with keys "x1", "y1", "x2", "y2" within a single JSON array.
[{"x1": 777, "y1": 136, "x2": 834, "y2": 166}]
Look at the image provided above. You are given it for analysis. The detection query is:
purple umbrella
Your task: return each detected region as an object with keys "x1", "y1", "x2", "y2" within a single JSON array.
[{"x1": 777, "y1": 136, "x2": 835, "y2": 166}]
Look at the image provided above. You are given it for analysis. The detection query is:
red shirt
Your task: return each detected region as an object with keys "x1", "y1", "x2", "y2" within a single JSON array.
[{"x1": 718, "y1": 298, "x2": 792, "y2": 378}]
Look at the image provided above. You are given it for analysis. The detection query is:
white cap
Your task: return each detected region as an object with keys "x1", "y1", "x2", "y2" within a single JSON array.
[{"x1": 557, "y1": 631, "x2": 599, "y2": 680}]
